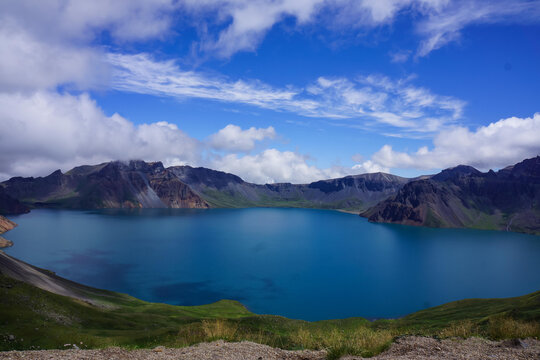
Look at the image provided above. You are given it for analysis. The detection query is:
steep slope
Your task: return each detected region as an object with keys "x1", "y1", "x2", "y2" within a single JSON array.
[
  {"x1": 362, "y1": 156, "x2": 540, "y2": 234},
  {"x1": 0, "y1": 187, "x2": 30, "y2": 215},
  {"x1": 171, "y1": 165, "x2": 410, "y2": 210},
  {"x1": 1, "y1": 161, "x2": 209, "y2": 210},
  {"x1": 0, "y1": 215, "x2": 16, "y2": 248}
]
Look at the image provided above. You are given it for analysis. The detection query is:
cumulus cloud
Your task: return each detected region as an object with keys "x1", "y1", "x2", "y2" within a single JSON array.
[
  {"x1": 208, "y1": 124, "x2": 276, "y2": 152},
  {"x1": 210, "y1": 149, "x2": 355, "y2": 184},
  {"x1": 0, "y1": 0, "x2": 178, "y2": 43},
  {"x1": 367, "y1": 113, "x2": 540, "y2": 171},
  {"x1": 0, "y1": 91, "x2": 201, "y2": 179},
  {"x1": 0, "y1": 90, "x2": 363, "y2": 184},
  {"x1": 0, "y1": 0, "x2": 179, "y2": 93},
  {"x1": 109, "y1": 53, "x2": 464, "y2": 135},
  {"x1": 0, "y1": 22, "x2": 108, "y2": 92}
]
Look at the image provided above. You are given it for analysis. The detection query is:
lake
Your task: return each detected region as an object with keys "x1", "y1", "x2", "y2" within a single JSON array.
[{"x1": 5, "y1": 208, "x2": 540, "y2": 321}]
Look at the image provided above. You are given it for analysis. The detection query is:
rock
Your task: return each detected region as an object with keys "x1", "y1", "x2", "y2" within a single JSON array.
[
  {"x1": 8, "y1": 334, "x2": 15, "y2": 341},
  {"x1": 153, "y1": 346, "x2": 165, "y2": 353},
  {"x1": 0, "y1": 236, "x2": 13, "y2": 249}
]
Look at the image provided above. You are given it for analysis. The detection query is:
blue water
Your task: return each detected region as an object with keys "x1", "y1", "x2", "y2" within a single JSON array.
[{"x1": 4, "y1": 208, "x2": 540, "y2": 321}]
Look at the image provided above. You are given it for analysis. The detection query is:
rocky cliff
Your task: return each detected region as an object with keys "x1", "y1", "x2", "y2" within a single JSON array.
[
  {"x1": 1, "y1": 161, "x2": 209, "y2": 210},
  {"x1": 0, "y1": 162, "x2": 418, "y2": 212},
  {"x1": 0, "y1": 215, "x2": 16, "y2": 248},
  {"x1": 362, "y1": 156, "x2": 540, "y2": 234}
]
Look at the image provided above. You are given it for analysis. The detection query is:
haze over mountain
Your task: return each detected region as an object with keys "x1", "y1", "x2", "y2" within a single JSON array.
[{"x1": 2, "y1": 156, "x2": 539, "y2": 235}]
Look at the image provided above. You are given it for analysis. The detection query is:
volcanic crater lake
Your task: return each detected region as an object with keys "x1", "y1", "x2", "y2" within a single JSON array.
[{"x1": 5, "y1": 208, "x2": 540, "y2": 321}]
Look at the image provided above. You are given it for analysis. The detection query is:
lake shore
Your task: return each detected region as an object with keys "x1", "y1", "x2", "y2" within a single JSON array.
[{"x1": 0, "y1": 216, "x2": 16, "y2": 249}]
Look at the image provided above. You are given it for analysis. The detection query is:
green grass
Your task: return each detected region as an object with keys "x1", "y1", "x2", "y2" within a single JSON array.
[{"x1": 0, "y1": 273, "x2": 538, "y2": 356}]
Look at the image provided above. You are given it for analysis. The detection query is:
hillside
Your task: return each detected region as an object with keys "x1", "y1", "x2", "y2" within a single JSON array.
[
  {"x1": 362, "y1": 156, "x2": 540, "y2": 234},
  {"x1": 171, "y1": 165, "x2": 410, "y2": 210},
  {"x1": 0, "y1": 161, "x2": 209, "y2": 210},
  {"x1": 0, "y1": 249, "x2": 538, "y2": 355},
  {"x1": 2, "y1": 156, "x2": 539, "y2": 234},
  {"x1": 1, "y1": 162, "x2": 411, "y2": 212},
  {"x1": 0, "y1": 187, "x2": 29, "y2": 216}
]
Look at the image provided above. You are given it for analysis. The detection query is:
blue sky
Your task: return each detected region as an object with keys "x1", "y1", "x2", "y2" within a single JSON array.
[{"x1": 1, "y1": 1, "x2": 539, "y2": 183}]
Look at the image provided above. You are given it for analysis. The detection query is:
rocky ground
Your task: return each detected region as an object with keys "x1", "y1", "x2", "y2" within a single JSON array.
[{"x1": 1, "y1": 336, "x2": 539, "y2": 360}]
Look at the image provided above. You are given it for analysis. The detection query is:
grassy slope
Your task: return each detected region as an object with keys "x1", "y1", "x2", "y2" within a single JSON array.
[
  {"x1": 200, "y1": 188, "x2": 367, "y2": 212},
  {"x1": 0, "y1": 273, "x2": 538, "y2": 355}
]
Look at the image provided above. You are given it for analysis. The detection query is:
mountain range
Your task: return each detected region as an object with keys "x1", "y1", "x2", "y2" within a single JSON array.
[{"x1": 1, "y1": 156, "x2": 539, "y2": 235}]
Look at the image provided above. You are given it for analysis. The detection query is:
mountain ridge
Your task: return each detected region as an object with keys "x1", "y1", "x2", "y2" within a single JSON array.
[
  {"x1": 1, "y1": 156, "x2": 539, "y2": 234},
  {"x1": 362, "y1": 156, "x2": 540, "y2": 234}
]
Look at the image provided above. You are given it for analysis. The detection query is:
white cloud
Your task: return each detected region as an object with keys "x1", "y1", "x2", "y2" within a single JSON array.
[
  {"x1": 0, "y1": 0, "x2": 178, "y2": 43},
  {"x1": 415, "y1": 1, "x2": 540, "y2": 57},
  {"x1": 367, "y1": 113, "x2": 540, "y2": 171},
  {"x1": 0, "y1": 90, "x2": 365, "y2": 184},
  {"x1": 352, "y1": 160, "x2": 389, "y2": 174},
  {"x1": 0, "y1": 0, "x2": 179, "y2": 93},
  {"x1": 210, "y1": 149, "x2": 354, "y2": 184},
  {"x1": 180, "y1": 0, "x2": 540, "y2": 58},
  {"x1": 109, "y1": 53, "x2": 465, "y2": 135},
  {"x1": 0, "y1": 22, "x2": 108, "y2": 92},
  {"x1": 107, "y1": 53, "x2": 312, "y2": 111},
  {"x1": 389, "y1": 50, "x2": 412, "y2": 63},
  {"x1": 0, "y1": 91, "x2": 201, "y2": 179},
  {"x1": 209, "y1": 124, "x2": 276, "y2": 152}
]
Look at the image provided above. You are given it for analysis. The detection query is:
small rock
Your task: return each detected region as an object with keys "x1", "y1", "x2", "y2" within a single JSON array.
[
  {"x1": 153, "y1": 346, "x2": 165, "y2": 353},
  {"x1": 72, "y1": 344, "x2": 80, "y2": 350},
  {"x1": 8, "y1": 335, "x2": 15, "y2": 341}
]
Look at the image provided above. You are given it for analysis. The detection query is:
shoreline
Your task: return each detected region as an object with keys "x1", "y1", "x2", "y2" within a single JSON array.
[{"x1": 0, "y1": 215, "x2": 16, "y2": 249}]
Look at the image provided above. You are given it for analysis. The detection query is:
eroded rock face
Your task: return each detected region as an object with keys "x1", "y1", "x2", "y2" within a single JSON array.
[
  {"x1": 0, "y1": 215, "x2": 16, "y2": 249},
  {"x1": 0, "y1": 215, "x2": 16, "y2": 234},
  {"x1": 1, "y1": 161, "x2": 209, "y2": 210}
]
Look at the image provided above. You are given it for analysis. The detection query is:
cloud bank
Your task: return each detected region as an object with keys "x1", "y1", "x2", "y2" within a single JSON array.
[{"x1": 363, "y1": 113, "x2": 540, "y2": 172}]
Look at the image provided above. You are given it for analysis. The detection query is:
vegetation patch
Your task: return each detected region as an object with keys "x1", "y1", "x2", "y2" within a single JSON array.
[{"x1": 1, "y1": 273, "x2": 538, "y2": 359}]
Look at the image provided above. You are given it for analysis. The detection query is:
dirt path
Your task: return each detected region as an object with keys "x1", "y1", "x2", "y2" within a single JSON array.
[{"x1": 1, "y1": 337, "x2": 539, "y2": 360}]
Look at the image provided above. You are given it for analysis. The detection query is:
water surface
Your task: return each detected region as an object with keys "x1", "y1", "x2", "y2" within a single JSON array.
[{"x1": 5, "y1": 208, "x2": 540, "y2": 321}]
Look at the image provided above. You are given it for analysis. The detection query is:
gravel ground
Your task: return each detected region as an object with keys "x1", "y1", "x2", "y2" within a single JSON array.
[
  {"x1": 1, "y1": 337, "x2": 539, "y2": 360},
  {"x1": 346, "y1": 336, "x2": 540, "y2": 360}
]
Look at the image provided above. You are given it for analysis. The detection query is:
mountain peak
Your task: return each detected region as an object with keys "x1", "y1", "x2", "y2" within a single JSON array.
[{"x1": 432, "y1": 165, "x2": 481, "y2": 181}]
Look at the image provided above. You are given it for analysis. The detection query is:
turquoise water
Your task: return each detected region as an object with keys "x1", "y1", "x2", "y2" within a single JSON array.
[{"x1": 5, "y1": 208, "x2": 540, "y2": 321}]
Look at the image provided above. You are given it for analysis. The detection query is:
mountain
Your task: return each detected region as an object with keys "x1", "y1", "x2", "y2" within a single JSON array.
[
  {"x1": 0, "y1": 161, "x2": 209, "y2": 210},
  {"x1": 362, "y1": 156, "x2": 540, "y2": 235},
  {"x1": 0, "y1": 186, "x2": 30, "y2": 215},
  {"x1": 4, "y1": 157, "x2": 538, "y2": 234},
  {"x1": 1, "y1": 161, "x2": 412, "y2": 212},
  {"x1": 171, "y1": 165, "x2": 411, "y2": 210}
]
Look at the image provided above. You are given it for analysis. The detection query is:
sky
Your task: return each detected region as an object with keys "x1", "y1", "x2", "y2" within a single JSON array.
[{"x1": 0, "y1": 0, "x2": 539, "y2": 184}]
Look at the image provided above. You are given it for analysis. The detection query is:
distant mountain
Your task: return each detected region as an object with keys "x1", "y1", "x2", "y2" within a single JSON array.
[
  {"x1": 171, "y1": 165, "x2": 410, "y2": 210},
  {"x1": 0, "y1": 161, "x2": 411, "y2": 212},
  {"x1": 362, "y1": 156, "x2": 540, "y2": 235},
  {"x1": 4, "y1": 157, "x2": 538, "y2": 234},
  {"x1": 1, "y1": 161, "x2": 209, "y2": 210}
]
